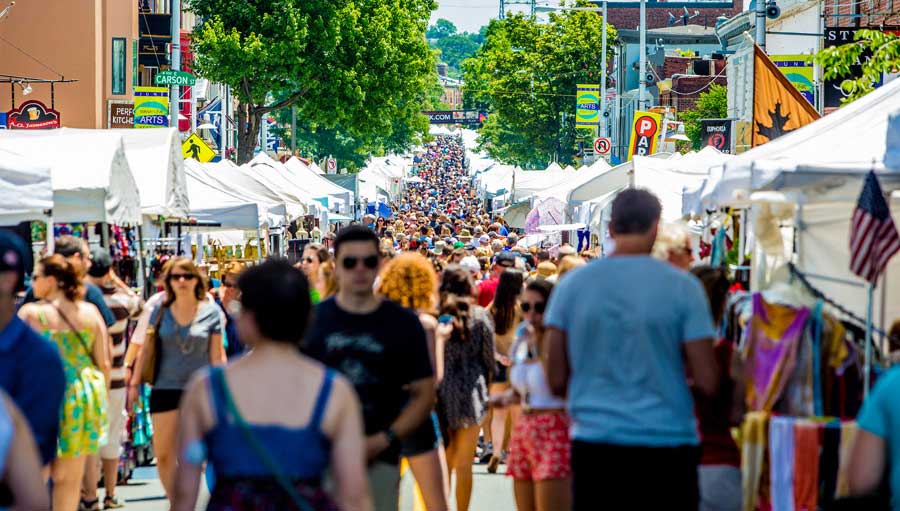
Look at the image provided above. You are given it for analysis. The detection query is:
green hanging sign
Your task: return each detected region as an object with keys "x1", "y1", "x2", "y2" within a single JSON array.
[{"x1": 154, "y1": 70, "x2": 196, "y2": 86}]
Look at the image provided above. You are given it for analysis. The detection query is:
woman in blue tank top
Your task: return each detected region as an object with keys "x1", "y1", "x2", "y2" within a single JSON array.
[{"x1": 173, "y1": 260, "x2": 372, "y2": 511}]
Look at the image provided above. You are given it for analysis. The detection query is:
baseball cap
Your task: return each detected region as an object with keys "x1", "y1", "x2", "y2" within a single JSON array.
[
  {"x1": 453, "y1": 241, "x2": 465, "y2": 249},
  {"x1": 88, "y1": 247, "x2": 112, "y2": 278},
  {"x1": 0, "y1": 230, "x2": 28, "y2": 291},
  {"x1": 460, "y1": 256, "x2": 481, "y2": 274},
  {"x1": 479, "y1": 235, "x2": 490, "y2": 244},
  {"x1": 494, "y1": 251, "x2": 516, "y2": 267}
]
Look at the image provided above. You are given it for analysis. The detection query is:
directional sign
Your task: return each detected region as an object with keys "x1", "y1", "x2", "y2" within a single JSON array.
[
  {"x1": 326, "y1": 158, "x2": 337, "y2": 174},
  {"x1": 593, "y1": 137, "x2": 611, "y2": 155},
  {"x1": 154, "y1": 70, "x2": 196, "y2": 87},
  {"x1": 182, "y1": 133, "x2": 216, "y2": 162}
]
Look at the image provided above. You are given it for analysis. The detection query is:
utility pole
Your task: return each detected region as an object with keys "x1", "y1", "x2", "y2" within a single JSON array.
[
  {"x1": 600, "y1": 0, "x2": 608, "y2": 137},
  {"x1": 755, "y1": 0, "x2": 767, "y2": 50},
  {"x1": 169, "y1": 0, "x2": 181, "y2": 129},
  {"x1": 291, "y1": 106, "x2": 297, "y2": 154},
  {"x1": 638, "y1": 0, "x2": 648, "y2": 111}
]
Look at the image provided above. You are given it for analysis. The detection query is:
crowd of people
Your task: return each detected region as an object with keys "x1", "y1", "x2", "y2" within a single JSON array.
[{"x1": 0, "y1": 133, "x2": 898, "y2": 511}]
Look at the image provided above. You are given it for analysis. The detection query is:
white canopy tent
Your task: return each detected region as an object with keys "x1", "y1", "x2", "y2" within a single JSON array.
[
  {"x1": 244, "y1": 153, "x2": 321, "y2": 213},
  {"x1": 184, "y1": 168, "x2": 263, "y2": 231},
  {"x1": 283, "y1": 156, "x2": 353, "y2": 209},
  {"x1": 0, "y1": 148, "x2": 53, "y2": 225},
  {"x1": 0, "y1": 128, "x2": 188, "y2": 219},
  {"x1": 0, "y1": 131, "x2": 141, "y2": 225},
  {"x1": 534, "y1": 159, "x2": 613, "y2": 203},
  {"x1": 634, "y1": 147, "x2": 733, "y2": 222}
]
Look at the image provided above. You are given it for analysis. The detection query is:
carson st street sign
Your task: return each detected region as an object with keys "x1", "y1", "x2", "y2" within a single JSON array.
[{"x1": 154, "y1": 70, "x2": 196, "y2": 86}]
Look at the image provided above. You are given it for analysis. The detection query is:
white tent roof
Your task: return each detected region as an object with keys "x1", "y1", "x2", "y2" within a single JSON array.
[
  {"x1": 513, "y1": 167, "x2": 576, "y2": 201},
  {"x1": 634, "y1": 147, "x2": 733, "y2": 221},
  {"x1": 0, "y1": 131, "x2": 141, "y2": 224},
  {"x1": 185, "y1": 169, "x2": 262, "y2": 230},
  {"x1": 534, "y1": 159, "x2": 613, "y2": 203},
  {"x1": 309, "y1": 161, "x2": 325, "y2": 175},
  {"x1": 0, "y1": 148, "x2": 53, "y2": 225},
  {"x1": 702, "y1": 77, "x2": 900, "y2": 209},
  {"x1": 545, "y1": 162, "x2": 563, "y2": 172},
  {"x1": 111, "y1": 128, "x2": 189, "y2": 218},
  {"x1": 1, "y1": 128, "x2": 188, "y2": 219},
  {"x1": 245, "y1": 153, "x2": 319, "y2": 209},
  {"x1": 284, "y1": 156, "x2": 353, "y2": 198}
]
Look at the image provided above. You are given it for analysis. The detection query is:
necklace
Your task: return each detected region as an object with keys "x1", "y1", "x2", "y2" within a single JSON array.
[{"x1": 171, "y1": 304, "x2": 199, "y2": 355}]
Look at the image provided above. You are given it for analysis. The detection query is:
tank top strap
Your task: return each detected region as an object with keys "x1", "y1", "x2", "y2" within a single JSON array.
[
  {"x1": 207, "y1": 366, "x2": 229, "y2": 425},
  {"x1": 36, "y1": 308, "x2": 50, "y2": 328},
  {"x1": 309, "y1": 368, "x2": 335, "y2": 432}
]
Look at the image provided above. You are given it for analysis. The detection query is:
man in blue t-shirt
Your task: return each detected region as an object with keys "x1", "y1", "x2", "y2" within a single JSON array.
[
  {"x1": 0, "y1": 231, "x2": 66, "y2": 506},
  {"x1": 544, "y1": 188, "x2": 719, "y2": 510}
]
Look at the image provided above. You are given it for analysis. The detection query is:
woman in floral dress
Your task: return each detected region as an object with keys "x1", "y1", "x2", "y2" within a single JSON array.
[{"x1": 19, "y1": 254, "x2": 109, "y2": 511}]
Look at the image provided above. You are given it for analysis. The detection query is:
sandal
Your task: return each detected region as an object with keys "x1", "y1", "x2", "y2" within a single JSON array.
[
  {"x1": 104, "y1": 496, "x2": 126, "y2": 509},
  {"x1": 80, "y1": 498, "x2": 101, "y2": 511}
]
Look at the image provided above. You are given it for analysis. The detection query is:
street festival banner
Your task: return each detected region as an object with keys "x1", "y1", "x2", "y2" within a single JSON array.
[
  {"x1": 134, "y1": 86, "x2": 169, "y2": 128},
  {"x1": 575, "y1": 84, "x2": 600, "y2": 130},
  {"x1": 423, "y1": 110, "x2": 486, "y2": 125},
  {"x1": 770, "y1": 54, "x2": 815, "y2": 104},
  {"x1": 627, "y1": 110, "x2": 662, "y2": 161},
  {"x1": 752, "y1": 45, "x2": 820, "y2": 147}
]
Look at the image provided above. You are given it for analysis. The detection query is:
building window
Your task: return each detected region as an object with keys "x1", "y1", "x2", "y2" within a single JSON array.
[{"x1": 112, "y1": 38, "x2": 126, "y2": 95}]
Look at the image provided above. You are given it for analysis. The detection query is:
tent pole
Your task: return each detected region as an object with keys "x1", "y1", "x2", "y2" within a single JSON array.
[
  {"x1": 46, "y1": 214, "x2": 55, "y2": 254},
  {"x1": 864, "y1": 282, "x2": 874, "y2": 399},
  {"x1": 257, "y1": 227, "x2": 262, "y2": 263},
  {"x1": 136, "y1": 224, "x2": 146, "y2": 297}
]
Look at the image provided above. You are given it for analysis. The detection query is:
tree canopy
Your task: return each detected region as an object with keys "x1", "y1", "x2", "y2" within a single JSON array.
[
  {"x1": 427, "y1": 19, "x2": 485, "y2": 78},
  {"x1": 427, "y1": 18, "x2": 458, "y2": 39},
  {"x1": 815, "y1": 29, "x2": 900, "y2": 104},
  {"x1": 462, "y1": 10, "x2": 616, "y2": 167},
  {"x1": 189, "y1": 0, "x2": 437, "y2": 163},
  {"x1": 678, "y1": 84, "x2": 728, "y2": 151}
]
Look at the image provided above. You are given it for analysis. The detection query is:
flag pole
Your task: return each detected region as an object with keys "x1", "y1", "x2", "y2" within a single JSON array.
[{"x1": 864, "y1": 281, "x2": 874, "y2": 399}]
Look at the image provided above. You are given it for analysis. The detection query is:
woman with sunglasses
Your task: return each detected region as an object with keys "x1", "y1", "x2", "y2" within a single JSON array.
[
  {"x1": 18, "y1": 255, "x2": 110, "y2": 511},
  {"x1": 493, "y1": 279, "x2": 572, "y2": 511},
  {"x1": 435, "y1": 265, "x2": 495, "y2": 511},
  {"x1": 130, "y1": 257, "x2": 226, "y2": 504},
  {"x1": 300, "y1": 243, "x2": 331, "y2": 303}
]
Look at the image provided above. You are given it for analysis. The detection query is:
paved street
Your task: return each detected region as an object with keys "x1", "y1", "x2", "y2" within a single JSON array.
[{"x1": 114, "y1": 462, "x2": 516, "y2": 510}]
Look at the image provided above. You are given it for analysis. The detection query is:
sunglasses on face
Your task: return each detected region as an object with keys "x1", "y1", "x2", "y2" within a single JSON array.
[
  {"x1": 520, "y1": 301, "x2": 546, "y2": 314},
  {"x1": 303, "y1": 256, "x2": 317, "y2": 264},
  {"x1": 341, "y1": 255, "x2": 379, "y2": 270},
  {"x1": 169, "y1": 273, "x2": 197, "y2": 282}
]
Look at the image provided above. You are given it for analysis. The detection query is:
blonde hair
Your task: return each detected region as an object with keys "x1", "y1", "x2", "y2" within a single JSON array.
[
  {"x1": 377, "y1": 252, "x2": 439, "y2": 313},
  {"x1": 653, "y1": 222, "x2": 693, "y2": 260},
  {"x1": 557, "y1": 255, "x2": 586, "y2": 280}
]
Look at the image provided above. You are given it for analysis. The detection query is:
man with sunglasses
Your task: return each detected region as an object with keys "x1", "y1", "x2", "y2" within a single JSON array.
[
  {"x1": 543, "y1": 189, "x2": 719, "y2": 510},
  {"x1": 304, "y1": 226, "x2": 435, "y2": 511}
]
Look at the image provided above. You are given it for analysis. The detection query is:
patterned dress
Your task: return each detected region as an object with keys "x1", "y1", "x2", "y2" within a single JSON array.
[
  {"x1": 39, "y1": 313, "x2": 108, "y2": 458},
  {"x1": 438, "y1": 305, "x2": 495, "y2": 430}
]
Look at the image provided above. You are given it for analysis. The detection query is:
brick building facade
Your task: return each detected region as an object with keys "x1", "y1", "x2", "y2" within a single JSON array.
[{"x1": 601, "y1": 0, "x2": 744, "y2": 30}]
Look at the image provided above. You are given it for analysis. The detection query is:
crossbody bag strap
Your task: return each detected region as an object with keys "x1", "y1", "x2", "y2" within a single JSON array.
[
  {"x1": 51, "y1": 304, "x2": 98, "y2": 367},
  {"x1": 211, "y1": 368, "x2": 313, "y2": 511}
]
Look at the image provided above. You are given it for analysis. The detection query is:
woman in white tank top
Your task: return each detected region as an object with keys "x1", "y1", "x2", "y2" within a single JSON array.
[{"x1": 490, "y1": 279, "x2": 571, "y2": 511}]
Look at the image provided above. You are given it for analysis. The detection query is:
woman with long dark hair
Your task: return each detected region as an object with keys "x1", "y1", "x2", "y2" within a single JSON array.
[
  {"x1": 18, "y1": 254, "x2": 110, "y2": 511},
  {"x1": 174, "y1": 260, "x2": 371, "y2": 511},
  {"x1": 493, "y1": 278, "x2": 571, "y2": 511},
  {"x1": 435, "y1": 265, "x2": 494, "y2": 511},
  {"x1": 129, "y1": 257, "x2": 226, "y2": 504},
  {"x1": 485, "y1": 269, "x2": 524, "y2": 472},
  {"x1": 299, "y1": 243, "x2": 331, "y2": 303}
]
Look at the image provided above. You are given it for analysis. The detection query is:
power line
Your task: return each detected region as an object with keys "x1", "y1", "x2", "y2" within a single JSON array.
[{"x1": 0, "y1": 34, "x2": 64, "y2": 79}]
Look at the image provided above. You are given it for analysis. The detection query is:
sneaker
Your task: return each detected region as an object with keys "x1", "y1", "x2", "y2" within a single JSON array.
[
  {"x1": 80, "y1": 498, "x2": 100, "y2": 511},
  {"x1": 104, "y1": 496, "x2": 126, "y2": 509}
]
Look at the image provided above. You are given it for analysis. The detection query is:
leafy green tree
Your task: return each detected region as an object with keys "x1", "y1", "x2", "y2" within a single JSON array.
[
  {"x1": 436, "y1": 34, "x2": 481, "y2": 75},
  {"x1": 427, "y1": 18, "x2": 457, "y2": 39},
  {"x1": 461, "y1": 10, "x2": 616, "y2": 167},
  {"x1": 678, "y1": 84, "x2": 728, "y2": 150},
  {"x1": 815, "y1": 29, "x2": 900, "y2": 104},
  {"x1": 190, "y1": 0, "x2": 436, "y2": 163}
]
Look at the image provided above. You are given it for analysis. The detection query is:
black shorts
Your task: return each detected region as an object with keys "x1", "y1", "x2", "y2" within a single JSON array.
[
  {"x1": 149, "y1": 388, "x2": 184, "y2": 413},
  {"x1": 571, "y1": 440, "x2": 699, "y2": 510},
  {"x1": 494, "y1": 362, "x2": 508, "y2": 383},
  {"x1": 400, "y1": 412, "x2": 441, "y2": 457}
]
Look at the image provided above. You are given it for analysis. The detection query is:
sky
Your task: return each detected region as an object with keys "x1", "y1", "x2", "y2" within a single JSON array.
[{"x1": 430, "y1": 0, "x2": 533, "y2": 33}]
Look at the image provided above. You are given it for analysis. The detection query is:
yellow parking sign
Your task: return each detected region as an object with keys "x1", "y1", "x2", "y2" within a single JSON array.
[{"x1": 182, "y1": 133, "x2": 216, "y2": 162}]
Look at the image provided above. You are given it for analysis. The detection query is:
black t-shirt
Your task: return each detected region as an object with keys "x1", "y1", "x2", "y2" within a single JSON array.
[{"x1": 304, "y1": 297, "x2": 433, "y2": 464}]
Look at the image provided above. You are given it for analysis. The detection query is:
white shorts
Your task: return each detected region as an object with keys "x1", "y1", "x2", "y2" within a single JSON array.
[{"x1": 99, "y1": 388, "x2": 127, "y2": 460}]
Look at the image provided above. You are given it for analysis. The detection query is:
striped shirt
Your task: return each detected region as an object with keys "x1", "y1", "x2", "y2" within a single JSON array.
[{"x1": 100, "y1": 284, "x2": 143, "y2": 389}]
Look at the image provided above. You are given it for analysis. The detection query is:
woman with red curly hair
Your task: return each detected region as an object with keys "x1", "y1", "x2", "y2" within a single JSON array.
[{"x1": 377, "y1": 253, "x2": 449, "y2": 511}]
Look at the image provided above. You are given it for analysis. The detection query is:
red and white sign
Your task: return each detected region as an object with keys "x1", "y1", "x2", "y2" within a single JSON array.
[
  {"x1": 326, "y1": 158, "x2": 337, "y2": 174},
  {"x1": 7, "y1": 100, "x2": 60, "y2": 130},
  {"x1": 593, "y1": 137, "x2": 611, "y2": 155}
]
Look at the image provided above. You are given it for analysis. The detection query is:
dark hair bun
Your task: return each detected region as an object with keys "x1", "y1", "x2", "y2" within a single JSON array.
[{"x1": 39, "y1": 254, "x2": 82, "y2": 301}]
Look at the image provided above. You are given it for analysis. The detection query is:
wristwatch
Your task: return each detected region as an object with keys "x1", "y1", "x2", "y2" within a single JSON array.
[{"x1": 383, "y1": 428, "x2": 400, "y2": 449}]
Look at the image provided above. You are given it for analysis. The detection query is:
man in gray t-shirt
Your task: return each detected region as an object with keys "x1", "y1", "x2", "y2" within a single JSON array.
[{"x1": 544, "y1": 188, "x2": 719, "y2": 511}]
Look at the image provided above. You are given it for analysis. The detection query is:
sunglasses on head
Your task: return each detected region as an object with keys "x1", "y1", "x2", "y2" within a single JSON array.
[
  {"x1": 169, "y1": 273, "x2": 197, "y2": 282},
  {"x1": 520, "y1": 301, "x2": 545, "y2": 313},
  {"x1": 341, "y1": 255, "x2": 379, "y2": 270}
]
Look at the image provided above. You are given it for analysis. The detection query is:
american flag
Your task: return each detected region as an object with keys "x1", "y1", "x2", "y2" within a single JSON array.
[{"x1": 849, "y1": 171, "x2": 900, "y2": 283}]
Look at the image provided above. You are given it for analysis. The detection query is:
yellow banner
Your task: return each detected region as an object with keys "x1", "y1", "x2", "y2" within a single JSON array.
[
  {"x1": 752, "y1": 46, "x2": 820, "y2": 147},
  {"x1": 134, "y1": 86, "x2": 169, "y2": 129},
  {"x1": 627, "y1": 110, "x2": 662, "y2": 161},
  {"x1": 575, "y1": 84, "x2": 600, "y2": 129}
]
